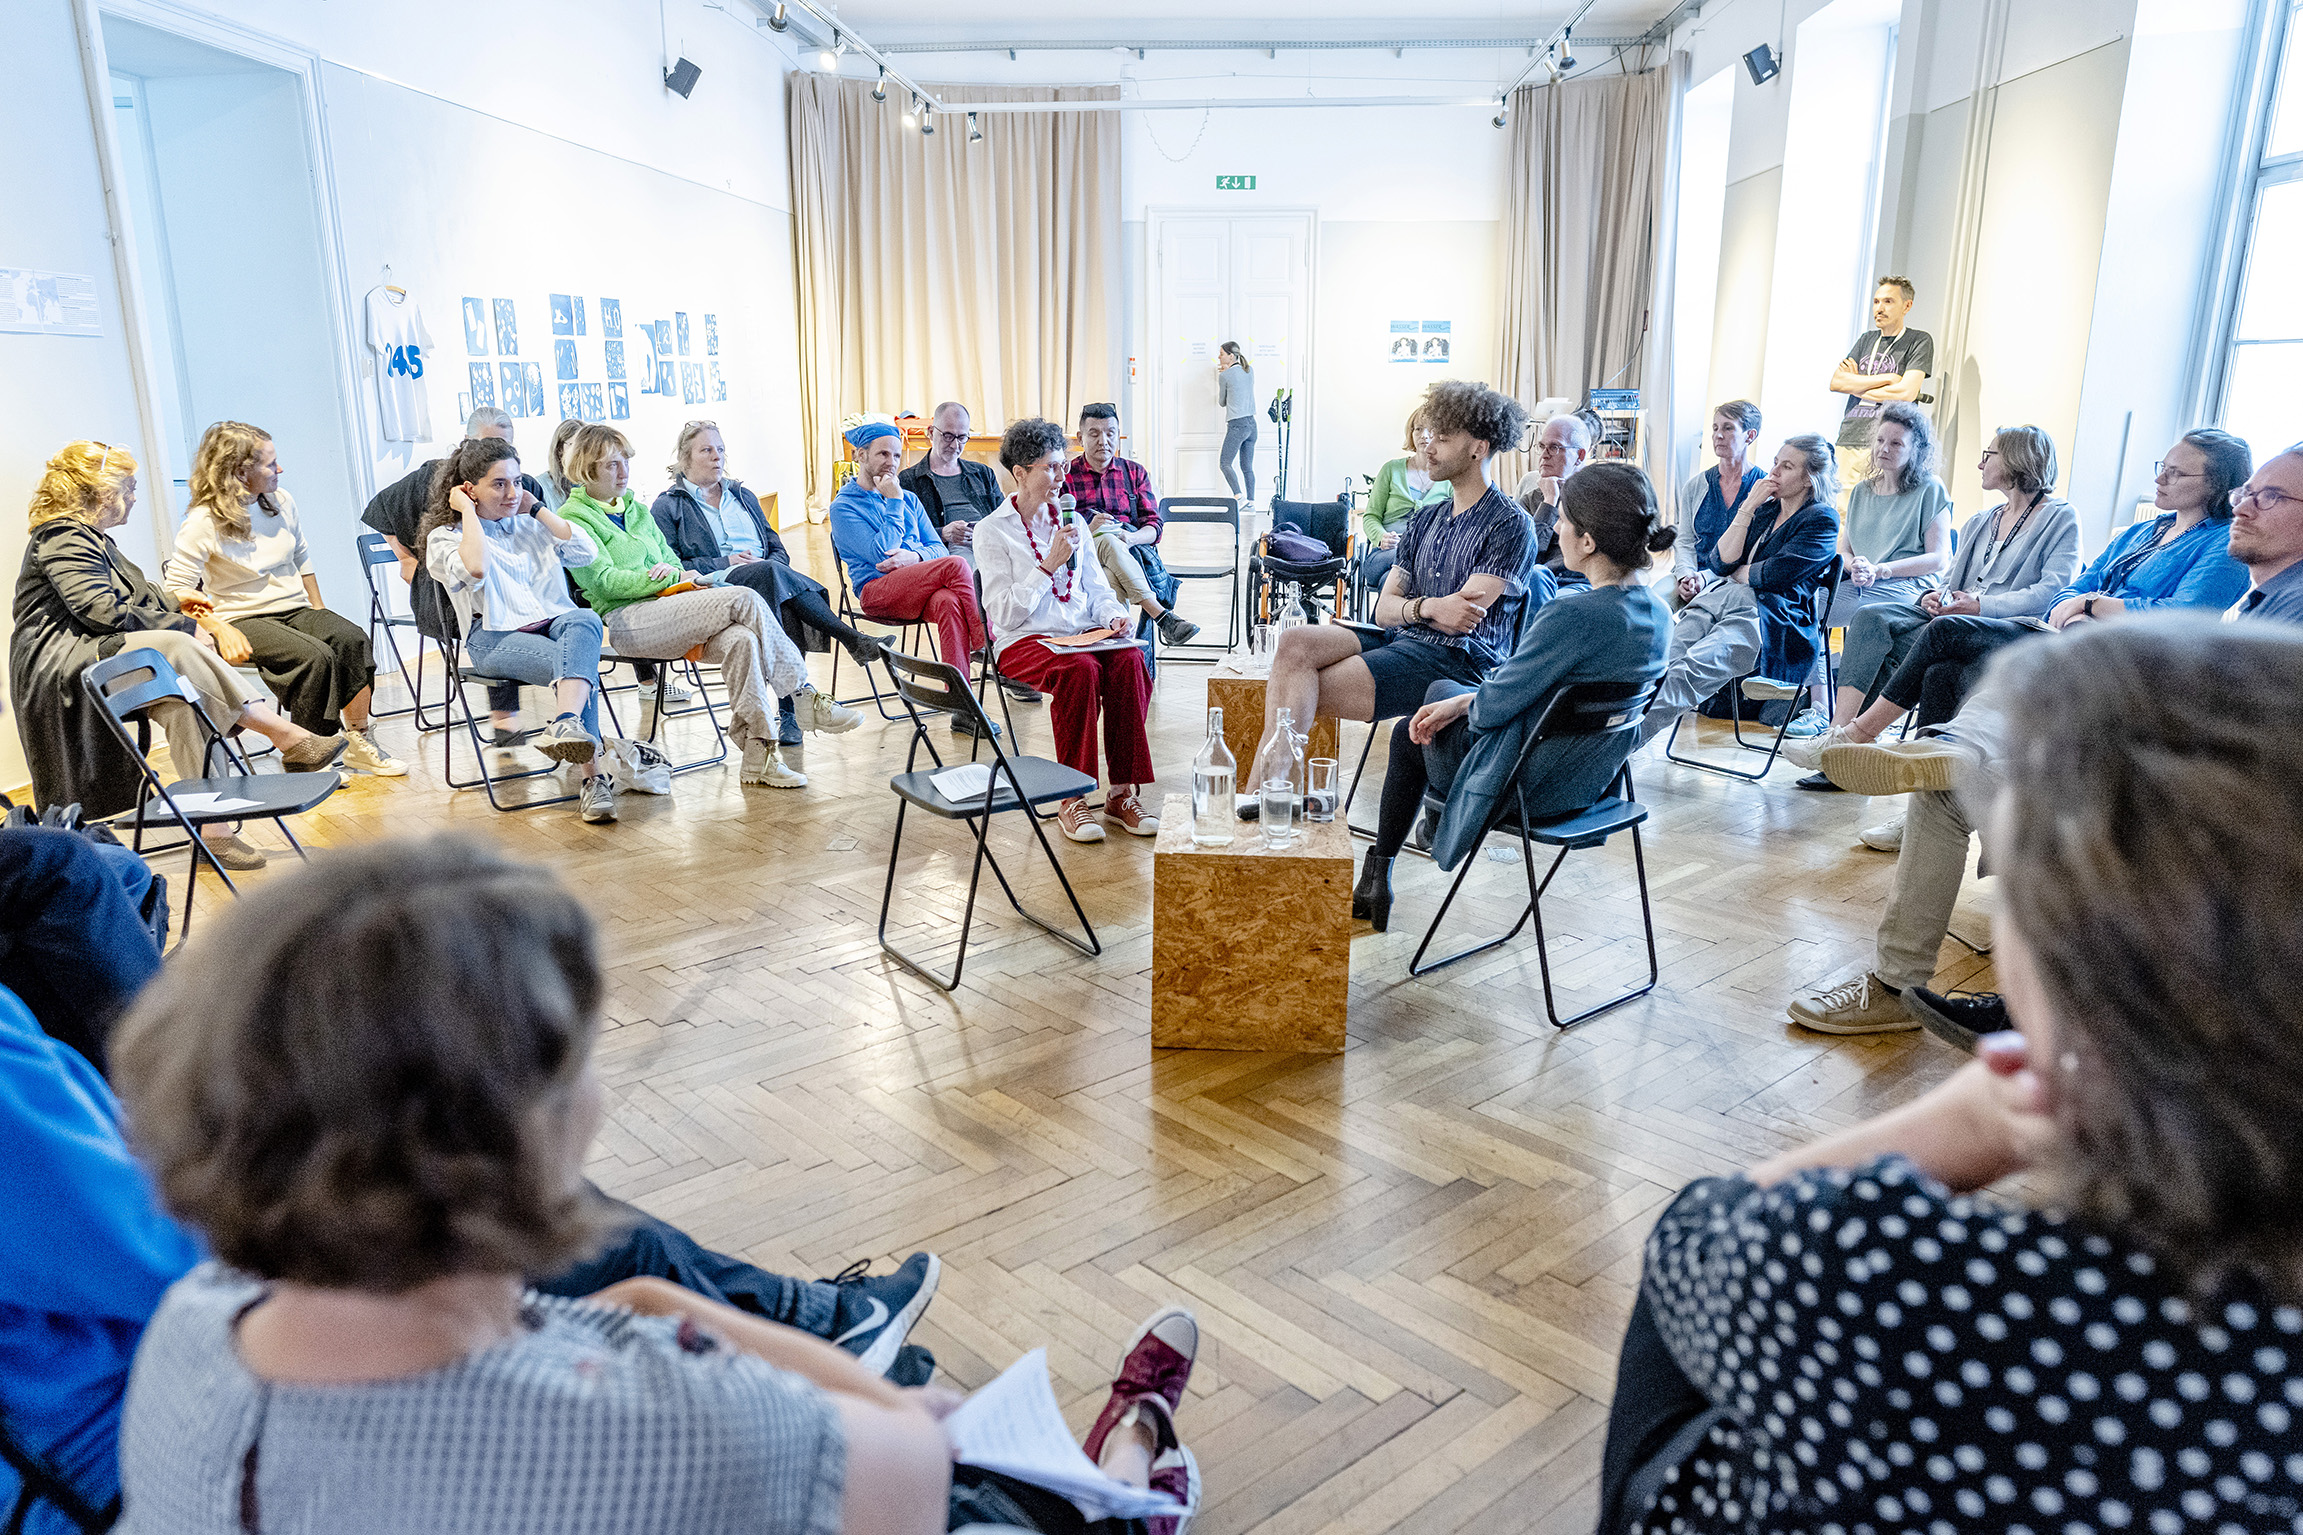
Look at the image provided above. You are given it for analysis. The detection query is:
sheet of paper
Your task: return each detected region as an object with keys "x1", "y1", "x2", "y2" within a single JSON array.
[
  {"x1": 929, "y1": 762, "x2": 995, "y2": 802},
  {"x1": 1040, "y1": 627, "x2": 1121, "y2": 648},
  {"x1": 167, "y1": 791, "x2": 261, "y2": 813},
  {"x1": 945, "y1": 1350, "x2": 1185, "y2": 1523},
  {"x1": 1040, "y1": 637, "x2": 1142, "y2": 654}
]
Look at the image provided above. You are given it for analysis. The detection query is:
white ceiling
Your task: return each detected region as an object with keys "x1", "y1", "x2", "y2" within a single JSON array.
[{"x1": 823, "y1": 2, "x2": 1683, "y2": 46}]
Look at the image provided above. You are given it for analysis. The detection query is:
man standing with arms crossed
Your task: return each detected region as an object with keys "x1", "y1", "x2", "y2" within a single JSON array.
[{"x1": 1829, "y1": 277, "x2": 1933, "y2": 502}]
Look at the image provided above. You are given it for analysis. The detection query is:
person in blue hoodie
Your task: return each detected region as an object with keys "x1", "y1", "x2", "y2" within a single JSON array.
[{"x1": 1354, "y1": 462, "x2": 1674, "y2": 932}]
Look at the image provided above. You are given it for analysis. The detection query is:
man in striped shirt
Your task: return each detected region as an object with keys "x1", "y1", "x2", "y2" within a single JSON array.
[{"x1": 1259, "y1": 379, "x2": 1545, "y2": 744}]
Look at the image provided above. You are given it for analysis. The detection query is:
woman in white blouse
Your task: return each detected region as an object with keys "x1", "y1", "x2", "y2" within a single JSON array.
[
  {"x1": 162, "y1": 421, "x2": 405, "y2": 776},
  {"x1": 975, "y1": 419, "x2": 1158, "y2": 844},
  {"x1": 417, "y1": 437, "x2": 618, "y2": 825}
]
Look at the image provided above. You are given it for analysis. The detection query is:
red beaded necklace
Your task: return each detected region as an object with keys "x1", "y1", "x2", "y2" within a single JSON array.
[{"x1": 1018, "y1": 496, "x2": 1074, "y2": 602}]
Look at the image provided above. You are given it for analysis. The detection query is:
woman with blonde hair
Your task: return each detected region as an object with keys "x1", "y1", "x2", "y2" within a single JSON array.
[
  {"x1": 552, "y1": 423, "x2": 815, "y2": 790},
  {"x1": 1360, "y1": 407, "x2": 1447, "y2": 596},
  {"x1": 162, "y1": 420, "x2": 405, "y2": 776},
  {"x1": 10, "y1": 441, "x2": 346, "y2": 866}
]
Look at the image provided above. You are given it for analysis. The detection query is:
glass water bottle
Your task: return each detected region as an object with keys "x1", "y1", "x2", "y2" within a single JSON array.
[
  {"x1": 1191, "y1": 707, "x2": 1236, "y2": 847},
  {"x1": 1251, "y1": 707, "x2": 1307, "y2": 847}
]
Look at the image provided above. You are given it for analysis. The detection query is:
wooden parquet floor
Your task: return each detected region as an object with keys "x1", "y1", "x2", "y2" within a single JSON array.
[{"x1": 169, "y1": 525, "x2": 1997, "y2": 1534}]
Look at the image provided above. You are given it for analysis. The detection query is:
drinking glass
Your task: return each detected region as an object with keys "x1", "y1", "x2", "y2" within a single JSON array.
[
  {"x1": 1304, "y1": 758, "x2": 1338, "y2": 822},
  {"x1": 1250, "y1": 623, "x2": 1277, "y2": 675},
  {"x1": 1259, "y1": 777, "x2": 1298, "y2": 847}
]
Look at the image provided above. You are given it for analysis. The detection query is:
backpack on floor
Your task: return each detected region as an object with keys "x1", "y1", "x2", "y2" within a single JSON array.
[{"x1": 598, "y1": 738, "x2": 674, "y2": 796}]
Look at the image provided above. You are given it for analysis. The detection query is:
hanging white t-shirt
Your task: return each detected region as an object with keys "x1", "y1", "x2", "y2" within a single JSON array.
[{"x1": 366, "y1": 287, "x2": 435, "y2": 442}]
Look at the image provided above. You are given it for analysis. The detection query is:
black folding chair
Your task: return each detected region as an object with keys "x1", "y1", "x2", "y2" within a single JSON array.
[
  {"x1": 827, "y1": 557, "x2": 930, "y2": 718},
  {"x1": 81, "y1": 647, "x2": 338, "y2": 939},
  {"x1": 1154, "y1": 496, "x2": 1242, "y2": 658},
  {"x1": 439, "y1": 631, "x2": 583, "y2": 812},
  {"x1": 1409, "y1": 678, "x2": 1662, "y2": 1031},
  {"x1": 597, "y1": 644, "x2": 729, "y2": 775},
  {"x1": 876, "y1": 651, "x2": 1099, "y2": 992},
  {"x1": 1662, "y1": 561, "x2": 1840, "y2": 783},
  {"x1": 356, "y1": 532, "x2": 436, "y2": 728}
]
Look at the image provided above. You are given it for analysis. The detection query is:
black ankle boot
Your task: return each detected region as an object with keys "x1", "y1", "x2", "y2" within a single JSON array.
[{"x1": 1353, "y1": 852, "x2": 1395, "y2": 931}]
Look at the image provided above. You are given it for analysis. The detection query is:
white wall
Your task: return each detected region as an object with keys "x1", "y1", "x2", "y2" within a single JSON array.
[
  {"x1": 860, "y1": 47, "x2": 1516, "y2": 502},
  {"x1": 1, "y1": 1, "x2": 151, "y2": 793}
]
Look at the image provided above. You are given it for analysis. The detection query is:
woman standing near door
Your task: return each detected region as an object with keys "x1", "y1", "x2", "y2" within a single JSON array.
[{"x1": 1216, "y1": 341, "x2": 1259, "y2": 509}]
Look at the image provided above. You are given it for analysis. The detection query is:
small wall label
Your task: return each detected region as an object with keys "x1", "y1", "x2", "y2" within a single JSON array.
[{"x1": 1215, "y1": 175, "x2": 1257, "y2": 190}]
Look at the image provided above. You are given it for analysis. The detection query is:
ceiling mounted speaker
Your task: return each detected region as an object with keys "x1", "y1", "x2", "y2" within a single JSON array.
[
  {"x1": 1743, "y1": 44, "x2": 1780, "y2": 85},
  {"x1": 664, "y1": 57, "x2": 702, "y2": 98}
]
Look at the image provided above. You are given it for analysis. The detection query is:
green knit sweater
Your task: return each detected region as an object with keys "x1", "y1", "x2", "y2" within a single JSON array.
[{"x1": 555, "y1": 487, "x2": 684, "y2": 617}]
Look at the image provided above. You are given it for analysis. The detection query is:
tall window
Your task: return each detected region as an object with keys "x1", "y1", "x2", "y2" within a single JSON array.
[{"x1": 2220, "y1": 0, "x2": 2303, "y2": 456}]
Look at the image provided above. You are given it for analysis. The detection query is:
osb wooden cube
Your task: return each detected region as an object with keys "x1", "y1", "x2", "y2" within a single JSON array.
[
  {"x1": 1152, "y1": 793, "x2": 1350, "y2": 1054},
  {"x1": 1204, "y1": 675, "x2": 1342, "y2": 786}
]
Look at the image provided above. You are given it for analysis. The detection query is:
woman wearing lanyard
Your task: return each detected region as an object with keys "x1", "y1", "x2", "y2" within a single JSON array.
[
  {"x1": 975, "y1": 418, "x2": 1157, "y2": 845},
  {"x1": 1786, "y1": 424, "x2": 2081, "y2": 769},
  {"x1": 1790, "y1": 427, "x2": 2252, "y2": 764}
]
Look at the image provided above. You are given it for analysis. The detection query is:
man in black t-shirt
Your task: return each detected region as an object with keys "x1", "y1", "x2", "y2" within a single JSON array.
[{"x1": 1828, "y1": 276, "x2": 1934, "y2": 503}]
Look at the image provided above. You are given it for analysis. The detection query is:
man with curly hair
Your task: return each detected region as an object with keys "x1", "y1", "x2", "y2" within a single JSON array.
[{"x1": 1259, "y1": 380, "x2": 1544, "y2": 747}]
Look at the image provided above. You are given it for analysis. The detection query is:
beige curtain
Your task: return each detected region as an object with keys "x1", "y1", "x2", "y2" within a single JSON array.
[
  {"x1": 1495, "y1": 56, "x2": 1687, "y2": 488},
  {"x1": 787, "y1": 77, "x2": 1120, "y2": 510}
]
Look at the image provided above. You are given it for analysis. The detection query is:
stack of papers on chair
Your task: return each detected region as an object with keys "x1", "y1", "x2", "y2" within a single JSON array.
[
  {"x1": 929, "y1": 762, "x2": 995, "y2": 801},
  {"x1": 944, "y1": 1350, "x2": 1186, "y2": 1522},
  {"x1": 167, "y1": 791, "x2": 262, "y2": 813}
]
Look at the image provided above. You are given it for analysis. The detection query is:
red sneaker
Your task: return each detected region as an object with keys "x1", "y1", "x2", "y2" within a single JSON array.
[
  {"x1": 1104, "y1": 790, "x2": 1161, "y2": 837},
  {"x1": 1082, "y1": 1306, "x2": 1198, "y2": 1467},
  {"x1": 1146, "y1": 1444, "x2": 1201, "y2": 1535}
]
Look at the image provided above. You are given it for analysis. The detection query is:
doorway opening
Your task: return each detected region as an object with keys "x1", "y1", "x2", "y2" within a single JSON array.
[
  {"x1": 1147, "y1": 211, "x2": 1316, "y2": 508},
  {"x1": 102, "y1": 15, "x2": 358, "y2": 582}
]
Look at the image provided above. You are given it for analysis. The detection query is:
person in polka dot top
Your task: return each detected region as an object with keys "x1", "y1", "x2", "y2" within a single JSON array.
[{"x1": 1602, "y1": 614, "x2": 2303, "y2": 1535}]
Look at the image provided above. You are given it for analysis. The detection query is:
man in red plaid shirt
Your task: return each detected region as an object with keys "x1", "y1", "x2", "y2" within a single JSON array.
[{"x1": 1065, "y1": 403, "x2": 1201, "y2": 647}]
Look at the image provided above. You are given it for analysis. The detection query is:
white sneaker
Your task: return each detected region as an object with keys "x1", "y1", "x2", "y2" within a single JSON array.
[
  {"x1": 1787, "y1": 972, "x2": 1918, "y2": 1035},
  {"x1": 1859, "y1": 814, "x2": 1905, "y2": 852},
  {"x1": 740, "y1": 740, "x2": 807, "y2": 788},
  {"x1": 1780, "y1": 724, "x2": 1854, "y2": 772},
  {"x1": 794, "y1": 685, "x2": 862, "y2": 734},
  {"x1": 341, "y1": 727, "x2": 408, "y2": 776},
  {"x1": 579, "y1": 772, "x2": 619, "y2": 823}
]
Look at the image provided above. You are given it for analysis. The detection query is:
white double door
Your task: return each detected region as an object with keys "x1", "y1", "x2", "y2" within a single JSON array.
[{"x1": 1149, "y1": 212, "x2": 1313, "y2": 505}]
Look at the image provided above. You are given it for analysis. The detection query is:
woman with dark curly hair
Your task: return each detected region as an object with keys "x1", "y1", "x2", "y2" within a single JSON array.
[
  {"x1": 417, "y1": 435, "x2": 617, "y2": 822},
  {"x1": 1602, "y1": 615, "x2": 2303, "y2": 1535},
  {"x1": 976, "y1": 417, "x2": 1158, "y2": 842}
]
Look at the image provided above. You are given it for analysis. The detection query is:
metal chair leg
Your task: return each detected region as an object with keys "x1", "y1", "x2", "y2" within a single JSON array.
[
  {"x1": 877, "y1": 796, "x2": 1100, "y2": 993},
  {"x1": 1529, "y1": 824, "x2": 1660, "y2": 1029}
]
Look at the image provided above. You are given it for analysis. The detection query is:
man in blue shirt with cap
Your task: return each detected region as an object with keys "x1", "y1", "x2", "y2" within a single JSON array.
[{"x1": 828, "y1": 420, "x2": 995, "y2": 737}]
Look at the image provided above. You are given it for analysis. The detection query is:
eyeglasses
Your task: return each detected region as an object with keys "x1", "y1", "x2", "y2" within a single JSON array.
[
  {"x1": 2230, "y1": 485, "x2": 2302, "y2": 512},
  {"x1": 2153, "y1": 462, "x2": 2200, "y2": 479},
  {"x1": 1978, "y1": 449, "x2": 2000, "y2": 460},
  {"x1": 933, "y1": 430, "x2": 969, "y2": 445}
]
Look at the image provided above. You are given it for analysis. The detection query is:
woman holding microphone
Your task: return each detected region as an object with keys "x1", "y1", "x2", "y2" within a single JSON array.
[{"x1": 976, "y1": 419, "x2": 1158, "y2": 844}]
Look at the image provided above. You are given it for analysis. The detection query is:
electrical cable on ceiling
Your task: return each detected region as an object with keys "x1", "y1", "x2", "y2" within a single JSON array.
[{"x1": 1138, "y1": 100, "x2": 1213, "y2": 162}]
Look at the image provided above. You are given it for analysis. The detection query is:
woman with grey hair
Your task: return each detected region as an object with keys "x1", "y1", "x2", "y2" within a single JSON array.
[
  {"x1": 1788, "y1": 423, "x2": 2081, "y2": 782},
  {"x1": 1602, "y1": 617, "x2": 2303, "y2": 1535}
]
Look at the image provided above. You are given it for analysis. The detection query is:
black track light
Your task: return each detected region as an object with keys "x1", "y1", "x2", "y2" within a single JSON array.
[
  {"x1": 1557, "y1": 26, "x2": 1578, "y2": 72},
  {"x1": 873, "y1": 64, "x2": 887, "y2": 101},
  {"x1": 765, "y1": 1, "x2": 787, "y2": 29},
  {"x1": 967, "y1": 111, "x2": 982, "y2": 142}
]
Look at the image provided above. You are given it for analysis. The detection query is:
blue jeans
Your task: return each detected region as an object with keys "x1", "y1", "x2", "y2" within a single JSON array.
[
  {"x1": 1220, "y1": 414, "x2": 1258, "y2": 503},
  {"x1": 464, "y1": 609, "x2": 604, "y2": 736},
  {"x1": 532, "y1": 1187, "x2": 837, "y2": 1335},
  {"x1": 0, "y1": 826, "x2": 163, "y2": 1073}
]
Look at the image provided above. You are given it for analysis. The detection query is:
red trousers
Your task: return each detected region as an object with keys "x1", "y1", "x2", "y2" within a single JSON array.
[
  {"x1": 1000, "y1": 637, "x2": 1155, "y2": 788},
  {"x1": 857, "y1": 556, "x2": 986, "y2": 671}
]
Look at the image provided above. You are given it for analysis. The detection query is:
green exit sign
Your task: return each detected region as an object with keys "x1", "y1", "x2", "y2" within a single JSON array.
[{"x1": 1215, "y1": 175, "x2": 1257, "y2": 190}]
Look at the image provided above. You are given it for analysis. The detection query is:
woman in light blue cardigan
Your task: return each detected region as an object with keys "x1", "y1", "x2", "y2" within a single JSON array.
[
  {"x1": 1354, "y1": 462, "x2": 1673, "y2": 931},
  {"x1": 1794, "y1": 427, "x2": 2253, "y2": 758}
]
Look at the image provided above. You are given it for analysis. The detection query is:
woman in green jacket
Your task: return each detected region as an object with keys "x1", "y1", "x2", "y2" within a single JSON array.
[
  {"x1": 1361, "y1": 406, "x2": 1449, "y2": 596},
  {"x1": 553, "y1": 423, "x2": 813, "y2": 789}
]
